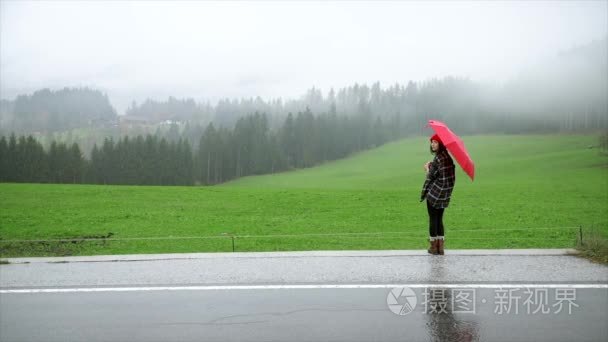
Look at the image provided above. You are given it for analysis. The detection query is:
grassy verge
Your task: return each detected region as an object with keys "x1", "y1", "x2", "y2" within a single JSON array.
[{"x1": 576, "y1": 227, "x2": 608, "y2": 264}]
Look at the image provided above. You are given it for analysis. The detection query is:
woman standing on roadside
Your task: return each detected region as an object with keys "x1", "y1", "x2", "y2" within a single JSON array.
[{"x1": 421, "y1": 134, "x2": 455, "y2": 255}]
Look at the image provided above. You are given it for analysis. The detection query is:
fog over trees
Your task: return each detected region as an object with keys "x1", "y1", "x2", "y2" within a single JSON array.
[
  {"x1": 2, "y1": 38, "x2": 605, "y2": 135},
  {"x1": 0, "y1": 38, "x2": 606, "y2": 185}
]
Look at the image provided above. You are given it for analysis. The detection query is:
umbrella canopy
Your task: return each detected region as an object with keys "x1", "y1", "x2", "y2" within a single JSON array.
[{"x1": 427, "y1": 120, "x2": 475, "y2": 181}]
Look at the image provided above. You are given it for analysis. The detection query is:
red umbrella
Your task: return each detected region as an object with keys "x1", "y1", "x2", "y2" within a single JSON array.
[{"x1": 427, "y1": 120, "x2": 475, "y2": 181}]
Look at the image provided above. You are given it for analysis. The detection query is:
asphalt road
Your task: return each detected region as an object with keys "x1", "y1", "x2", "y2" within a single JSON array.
[
  {"x1": 1, "y1": 287, "x2": 607, "y2": 342},
  {"x1": 1, "y1": 250, "x2": 607, "y2": 342}
]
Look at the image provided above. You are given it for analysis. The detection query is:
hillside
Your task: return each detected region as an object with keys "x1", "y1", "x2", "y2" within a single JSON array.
[{"x1": 1, "y1": 134, "x2": 606, "y2": 257}]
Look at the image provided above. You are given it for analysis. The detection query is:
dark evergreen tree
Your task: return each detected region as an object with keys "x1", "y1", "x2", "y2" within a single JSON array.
[{"x1": 0, "y1": 136, "x2": 8, "y2": 182}]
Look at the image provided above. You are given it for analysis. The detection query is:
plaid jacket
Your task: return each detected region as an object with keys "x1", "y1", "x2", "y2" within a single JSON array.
[{"x1": 421, "y1": 149, "x2": 456, "y2": 209}]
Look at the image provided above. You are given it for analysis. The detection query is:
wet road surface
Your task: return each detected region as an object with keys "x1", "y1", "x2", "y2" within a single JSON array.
[
  {"x1": 1, "y1": 250, "x2": 607, "y2": 341},
  {"x1": 1, "y1": 286, "x2": 606, "y2": 342}
]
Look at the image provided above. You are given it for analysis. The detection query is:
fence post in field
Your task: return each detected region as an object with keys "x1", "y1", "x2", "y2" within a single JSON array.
[{"x1": 222, "y1": 233, "x2": 236, "y2": 252}]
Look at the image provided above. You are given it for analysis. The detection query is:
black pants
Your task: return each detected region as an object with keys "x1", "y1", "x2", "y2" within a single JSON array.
[{"x1": 426, "y1": 200, "x2": 445, "y2": 237}]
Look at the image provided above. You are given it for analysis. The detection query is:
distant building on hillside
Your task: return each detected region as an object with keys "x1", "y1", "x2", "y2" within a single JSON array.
[{"x1": 118, "y1": 115, "x2": 154, "y2": 132}]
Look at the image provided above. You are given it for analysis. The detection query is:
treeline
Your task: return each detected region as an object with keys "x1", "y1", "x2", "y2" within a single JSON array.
[
  {"x1": 1, "y1": 87, "x2": 117, "y2": 133},
  {"x1": 125, "y1": 97, "x2": 211, "y2": 124},
  {"x1": 0, "y1": 135, "x2": 84, "y2": 184},
  {"x1": 89, "y1": 136, "x2": 193, "y2": 185},
  {"x1": 0, "y1": 109, "x2": 394, "y2": 185}
]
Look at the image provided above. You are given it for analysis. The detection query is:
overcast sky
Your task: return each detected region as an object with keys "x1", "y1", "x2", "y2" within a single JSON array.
[{"x1": 1, "y1": 0, "x2": 607, "y2": 113}]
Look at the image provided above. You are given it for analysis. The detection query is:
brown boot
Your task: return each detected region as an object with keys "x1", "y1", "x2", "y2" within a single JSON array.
[
  {"x1": 437, "y1": 239, "x2": 444, "y2": 255},
  {"x1": 427, "y1": 239, "x2": 438, "y2": 255}
]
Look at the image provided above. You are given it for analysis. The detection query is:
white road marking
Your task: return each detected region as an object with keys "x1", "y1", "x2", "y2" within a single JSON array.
[{"x1": 1, "y1": 283, "x2": 607, "y2": 293}]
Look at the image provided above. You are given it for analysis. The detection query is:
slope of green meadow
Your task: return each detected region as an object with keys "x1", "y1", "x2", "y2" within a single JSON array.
[{"x1": 1, "y1": 134, "x2": 606, "y2": 257}]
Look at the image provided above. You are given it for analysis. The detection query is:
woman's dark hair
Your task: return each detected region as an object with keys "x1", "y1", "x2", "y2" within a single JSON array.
[{"x1": 430, "y1": 141, "x2": 447, "y2": 154}]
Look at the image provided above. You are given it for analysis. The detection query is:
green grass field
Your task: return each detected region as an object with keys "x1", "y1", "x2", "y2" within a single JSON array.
[{"x1": 1, "y1": 134, "x2": 607, "y2": 257}]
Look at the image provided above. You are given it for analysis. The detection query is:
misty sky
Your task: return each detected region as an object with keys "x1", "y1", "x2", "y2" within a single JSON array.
[{"x1": 1, "y1": 0, "x2": 607, "y2": 114}]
